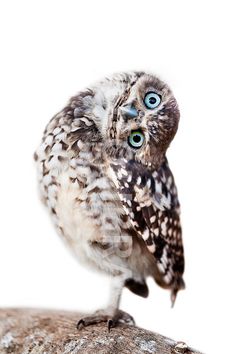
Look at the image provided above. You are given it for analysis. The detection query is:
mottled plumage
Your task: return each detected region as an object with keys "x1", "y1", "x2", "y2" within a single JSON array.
[{"x1": 35, "y1": 71, "x2": 185, "y2": 328}]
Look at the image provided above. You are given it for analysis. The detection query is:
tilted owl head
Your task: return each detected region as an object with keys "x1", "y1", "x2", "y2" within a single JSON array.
[{"x1": 69, "y1": 71, "x2": 180, "y2": 168}]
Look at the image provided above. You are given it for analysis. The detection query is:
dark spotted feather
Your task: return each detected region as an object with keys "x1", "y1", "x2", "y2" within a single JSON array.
[{"x1": 111, "y1": 158, "x2": 185, "y2": 304}]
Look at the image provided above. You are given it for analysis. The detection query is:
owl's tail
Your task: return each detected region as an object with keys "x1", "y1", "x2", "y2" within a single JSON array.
[{"x1": 170, "y1": 277, "x2": 185, "y2": 307}]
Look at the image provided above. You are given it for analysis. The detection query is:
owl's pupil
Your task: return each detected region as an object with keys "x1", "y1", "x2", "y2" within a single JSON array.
[
  {"x1": 133, "y1": 135, "x2": 141, "y2": 143},
  {"x1": 149, "y1": 97, "x2": 156, "y2": 104}
]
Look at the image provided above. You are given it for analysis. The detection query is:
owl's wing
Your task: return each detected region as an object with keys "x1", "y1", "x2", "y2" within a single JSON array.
[{"x1": 110, "y1": 158, "x2": 185, "y2": 304}]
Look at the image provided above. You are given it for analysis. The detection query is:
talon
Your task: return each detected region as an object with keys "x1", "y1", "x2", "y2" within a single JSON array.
[
  {"x1": 76, "y1": 310, "x2": 135, "y2": 330},
  {"x1": 107, "y1": 319, "x2": 114, "y2": 332},
  {"x1": 76, "y1": 319, "x2": 85, "y2": 330}
]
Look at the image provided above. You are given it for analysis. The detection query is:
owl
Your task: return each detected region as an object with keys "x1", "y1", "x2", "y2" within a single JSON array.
[{"x1": 34, "y1": 71, "x2": 185, "y2": 330}]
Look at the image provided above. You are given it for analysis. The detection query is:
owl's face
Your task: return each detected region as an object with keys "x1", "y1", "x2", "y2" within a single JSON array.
[
  {"x1": 67, "y1": 72, "x2": 179, "y2": 169},
  {"x1": 100, "y1": 72, "x2": 180, "y2": 168}
]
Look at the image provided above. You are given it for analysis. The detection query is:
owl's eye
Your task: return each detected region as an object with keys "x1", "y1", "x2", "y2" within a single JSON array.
[
  {"x1": 144, "y1": 92, "x2": 161, "y2": 109},
  {"x1": 128, "y1": 130, "x2": 144, "y2": 149}
]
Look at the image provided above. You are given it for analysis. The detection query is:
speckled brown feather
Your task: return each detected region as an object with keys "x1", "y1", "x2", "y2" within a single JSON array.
[{"x1": 111, "y1": 158, "x2": 185, "y2": 303}]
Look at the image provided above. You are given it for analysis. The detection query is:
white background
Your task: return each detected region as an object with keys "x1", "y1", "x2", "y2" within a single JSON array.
[{"x1": 0, "y1": 1, "x2": 235, "y2": 353}]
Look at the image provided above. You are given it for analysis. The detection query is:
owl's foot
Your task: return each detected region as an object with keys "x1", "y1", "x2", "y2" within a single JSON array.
[{"x1": 77, "y1": 309, "x2": 135, "y2": 331}]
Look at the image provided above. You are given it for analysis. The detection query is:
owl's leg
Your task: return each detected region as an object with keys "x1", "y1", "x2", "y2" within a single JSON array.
[
  {"x1": 77, "y1": 277, "x2": 135, "y2": 331},
  {"x1": 106, "y1": 276, "x2": 135, "y2": 330}
]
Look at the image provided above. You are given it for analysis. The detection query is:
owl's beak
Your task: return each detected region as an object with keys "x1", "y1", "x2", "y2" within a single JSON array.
[{"x1": 119, "y1": 104, "x2": 138, "y2": 118}]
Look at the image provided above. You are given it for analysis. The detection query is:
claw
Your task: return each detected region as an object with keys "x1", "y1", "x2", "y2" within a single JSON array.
[
  {"x1": 76, "y1": 319, "x2": 85, "y2": 330},
  {"x1": 107, "y1": 319, "x2": 114, "y2": 332},
  {"x1": 76, "y1": 310, "x2": 135, "y2": 331}
]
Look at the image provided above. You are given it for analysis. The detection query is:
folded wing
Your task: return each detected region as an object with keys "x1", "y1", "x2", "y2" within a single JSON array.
[{"x1": 110, "y1": 158, "x2": 185, "y2": 304}]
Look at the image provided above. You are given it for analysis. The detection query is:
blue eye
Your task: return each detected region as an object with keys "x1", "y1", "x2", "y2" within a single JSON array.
[
  {"x1": 128, "y1": 130, "x2": 144, "y2": 149},
  {"x1": 144, "y1": 92, "x2": 161, "y2": 109}
]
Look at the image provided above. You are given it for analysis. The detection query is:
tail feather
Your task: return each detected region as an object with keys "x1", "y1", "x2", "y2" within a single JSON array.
[{"x1": 171, "y1": 277, "x2": 185, "y2": 307}]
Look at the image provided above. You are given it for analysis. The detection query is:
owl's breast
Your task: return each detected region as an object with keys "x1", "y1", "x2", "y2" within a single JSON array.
[
  {"x1": 50, "y1": 157, "x2": 133, "y2": 267},
  {"x1": 35, "y1": 134, "x2": 155, "y2": 278},
  {"x1": 55, "y1": 164, "x2": 155, "y2": 280}
]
